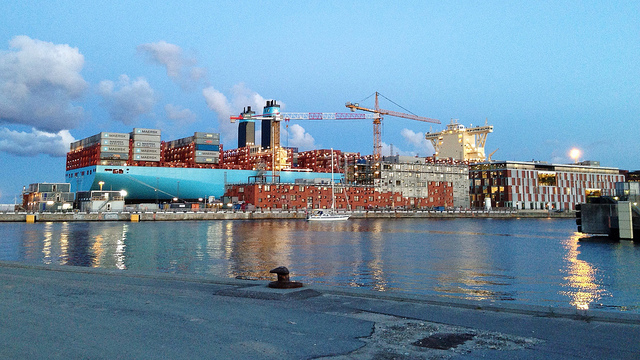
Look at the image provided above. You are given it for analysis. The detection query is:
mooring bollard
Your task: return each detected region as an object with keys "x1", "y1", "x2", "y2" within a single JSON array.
[{"x1": 268, "y1": 266, "x2": 303, "y2": 289}]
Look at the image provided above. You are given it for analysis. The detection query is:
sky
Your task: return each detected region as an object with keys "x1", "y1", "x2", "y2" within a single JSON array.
[{"x1": 0, "y1": 1, "x2": 638, "y2": 203}]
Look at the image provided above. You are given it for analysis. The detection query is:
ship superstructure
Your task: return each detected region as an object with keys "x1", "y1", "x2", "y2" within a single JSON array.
[{"x1": 425, "y1": 119, "x2": 493, "y2": 162}]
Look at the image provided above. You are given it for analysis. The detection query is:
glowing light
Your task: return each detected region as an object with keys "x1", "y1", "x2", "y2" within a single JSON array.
[
  {"x1": 119, "y1": 190, "x2": 127, "y2": 197},
  {"x1": 569, "y1": 148, "x2": 581, "y2": 163}
]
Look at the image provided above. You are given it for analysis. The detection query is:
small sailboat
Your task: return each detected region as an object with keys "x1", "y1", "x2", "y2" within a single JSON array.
[{"x1": 307, "y1": 149, "x2": 350, "y2": 221}]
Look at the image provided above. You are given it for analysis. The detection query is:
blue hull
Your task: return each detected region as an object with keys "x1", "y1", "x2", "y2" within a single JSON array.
[{"x1": 66, "y1": 166, "x2": 334, "y2": 201}]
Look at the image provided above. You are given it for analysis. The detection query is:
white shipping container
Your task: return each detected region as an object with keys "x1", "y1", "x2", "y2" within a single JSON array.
[
  {"x1": 195, "y1": 156, "x2": 219, "y2": 164},
  {"x1": 101, "y1": 139, "x2": 129, "y2": 147},
  {"x1": 100, "y1": 152, "x2": 130, "y2": 160},
  {"x1": 131, "y1": 134, "x2": 161, "y2": 142},
  {"x1": 133, "y1": 128, "x2": 161, "y2": 136},
  {"x1": 101, "y1": 146, "x2": 129, "y2": 153},
  {"x1": 99, "y1": 160, "x2": 127, "y2": 166},
  {"x1": 133, "y1": 147, "x2": 161, "y2": 155},
  {"x1": 195, "y1": 150, "x2": 220, "y2": 157},
  {"x1": 134, "y1": 141, "x2": 162, "y2": 149},
  {"x1": 134, "y1": 154, "x2": 161, "y2": 162},
  {"x1": 99, "y1": 132, "x2": 130, "y2": 140}
]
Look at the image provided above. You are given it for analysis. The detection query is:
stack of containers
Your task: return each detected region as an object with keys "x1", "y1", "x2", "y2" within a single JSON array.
[
  {"x1": 165, "y1": 132, "x2": 220, "y2": 167},
  {"x1": 66, "y1": 132, "x2": 130, "y2": 170},
  {"x1": 130, "y1": 128, "x2": 162, "y2": 165},
  {"x1": 193, "y1": 132, "x2": 220, "y2": 165}
]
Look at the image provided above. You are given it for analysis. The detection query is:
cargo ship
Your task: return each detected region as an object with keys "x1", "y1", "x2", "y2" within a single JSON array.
[
  {"x1": 66, "y1": 165, "x2": 334, "y2": 202},
  {"x1": 65, "y1": 127, "x2": 336, "y2": 202}
]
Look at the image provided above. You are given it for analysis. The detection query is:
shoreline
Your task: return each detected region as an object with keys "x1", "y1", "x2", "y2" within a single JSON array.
[{"x1": 0, "y1": 209, "x2": 574, "y2": 222}]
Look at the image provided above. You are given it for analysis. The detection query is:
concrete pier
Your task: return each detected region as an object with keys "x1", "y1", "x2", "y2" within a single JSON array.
[
  {"x1": 0, "y1": 261, "x2": 638, "y2": 359},
  {"x1": 0, "y1": 209, "x2": 573, "y2": 222}
]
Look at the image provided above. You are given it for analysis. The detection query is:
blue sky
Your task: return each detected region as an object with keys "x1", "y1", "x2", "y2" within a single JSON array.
[{"x1": 0, "y1": 1, "x2": 638, "y2": 203}]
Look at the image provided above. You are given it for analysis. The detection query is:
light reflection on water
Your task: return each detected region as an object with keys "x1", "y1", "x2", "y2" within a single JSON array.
[{"x1": 1, "y1": 218, "x2": 639, "y2": 312}]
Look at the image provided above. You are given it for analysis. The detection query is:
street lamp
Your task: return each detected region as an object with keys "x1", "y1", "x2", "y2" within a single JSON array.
[{"x1": 98, "y1": 181, "x2": 105, "y2": 191}]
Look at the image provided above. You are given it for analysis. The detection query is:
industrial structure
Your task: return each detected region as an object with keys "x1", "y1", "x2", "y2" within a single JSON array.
[
  {"x1": 21, "y1": 183, "x2": 74, "y2": 212},
  {"x1": 345, "y1": 92, "x2": 440, "y2": 159},
  {"x1": 469, "y1": 160, "x2": 625, "y2": 211},
  {"x1": 425, "y1": 119, "x2": 494, "y2": 162},
  {"x1": 376, "y1": 155, "x2": 469, "y2": 208},
  {"x1": 55, "y1": 96, "x2": 633, "y2": 214}
]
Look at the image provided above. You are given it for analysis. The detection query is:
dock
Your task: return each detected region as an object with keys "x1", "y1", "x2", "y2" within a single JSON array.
[
  {"x1": 0, "y1": 209, "x2": 574, "y2": 222},
  {"x1": 0, "y1": 261, "x2": 638, "y2": 359}
]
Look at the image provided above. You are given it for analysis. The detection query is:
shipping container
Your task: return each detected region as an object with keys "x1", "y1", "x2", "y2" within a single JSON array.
[
  {"x1": 132, "y1": 128, "x2": 161, "y2": 136},
  {"x1": 194, "y1": 132, "x2": 220, "y2": 140},
  {"x1": 133, "y1": 147, "x2": 161, "y2": 155},
  {"x1": 134, "y1": 154, "x2": 161, "y2": 162},
  {"x1": 99, "y1": 132, "x2": 130, "y2": 140},
  {"x1": 99, "y1": 160, "x2": 127, "y2": 166},
  {"x1": 195, "y1": 156, "x2": 219, "y2": 164},
  {"x1": 101, "y1": 146, "x2": 129, "y2": 153},
  {"x1": 195, "y1": 150, "x2": 220, "y2": 157},
  {"x1": 134, "y1": 141, "x2": 162, "y2": 149},
  {"x1": 194, "y1": 138, "x2": 220, "y2": 145},
  {"x1": 195, "y1": 144, "x2": 220, "y2": 151},
  {"x1": 130, "y1": 134, "x2": 161, "y2": 142},
  {"x1": 100, "y1": 152, "x2": 130, "y2": 160},
  {"x1": 101, "y1": 139, "x2": 129, "y2": 147}
]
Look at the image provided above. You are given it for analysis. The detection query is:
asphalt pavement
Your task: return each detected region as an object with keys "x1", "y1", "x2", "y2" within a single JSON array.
[{"x1": 1, "y1": 261, "x2": 638, "y2": 359}]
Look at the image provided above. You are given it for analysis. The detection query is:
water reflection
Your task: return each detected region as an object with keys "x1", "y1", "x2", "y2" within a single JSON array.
[
  {"x1": 560, "y1": 233, "x2": 609, "y2": 310},
  {"x1": 1, "y1": 219, "x2": 639, "y2": 312}
]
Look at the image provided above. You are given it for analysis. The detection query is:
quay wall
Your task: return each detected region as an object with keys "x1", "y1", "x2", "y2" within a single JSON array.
[{"x1": 0, "y1": 210, "x2": 574, "y2": 222}]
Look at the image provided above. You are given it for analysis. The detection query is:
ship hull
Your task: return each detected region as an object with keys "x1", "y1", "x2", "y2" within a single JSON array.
[{"x1": 66, "y1": 166, "x2": 334, "y2": 201}]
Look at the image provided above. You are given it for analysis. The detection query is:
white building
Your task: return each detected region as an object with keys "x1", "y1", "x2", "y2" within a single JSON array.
[{"x1": 76, "y1": 190, "x2": 126, "y2": 212}]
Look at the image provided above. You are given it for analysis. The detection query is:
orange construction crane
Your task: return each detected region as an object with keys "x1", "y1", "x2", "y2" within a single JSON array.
[{"x1": 346, "y1": 92, "x2": 440, "y2": 160}]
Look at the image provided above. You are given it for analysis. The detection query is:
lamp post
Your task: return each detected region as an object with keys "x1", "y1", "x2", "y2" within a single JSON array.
[{"x1": 98, "y1": 181, "x2": 104, "y2": 191}]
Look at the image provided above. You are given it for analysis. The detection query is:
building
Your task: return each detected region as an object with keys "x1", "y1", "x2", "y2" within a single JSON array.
[
  {"x1": 469, "y1": 161, "x2": 625, "y2": 210},
  {"x1": 75, "y1": 190, "x2": 125, "y2": 212},
  {"x1": 22, "y1": 183, "x2": 74, "y2": 211},
  {"x1": 224, "y1": 179, "x2": 454, "y2": 211},
  {"x1": 377, "y1": 155, "x2": 469, "y2": 208}
]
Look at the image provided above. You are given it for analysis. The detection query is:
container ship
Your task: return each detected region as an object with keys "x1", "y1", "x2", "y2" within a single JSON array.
[{"x1": 65, "y1": 128, "x2": 339, "y2": 202}]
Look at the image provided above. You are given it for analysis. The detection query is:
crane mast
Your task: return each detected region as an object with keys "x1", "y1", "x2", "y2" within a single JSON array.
[{"x1": 345, "y1": 92, "x2": 440, "y2": 160}]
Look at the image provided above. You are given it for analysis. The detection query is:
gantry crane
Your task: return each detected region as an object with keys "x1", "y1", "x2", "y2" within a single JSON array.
[
  {"x1": 230, "y1": 101, "x2": 376, "y2": 174},
  {"x1": 345, "y1": 92, "x2": 440, "y2": 160}
]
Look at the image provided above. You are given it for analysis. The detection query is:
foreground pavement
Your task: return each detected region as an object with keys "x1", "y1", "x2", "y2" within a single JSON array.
[{"x1": 0, "y1": 261, "x2": 638, "y2": 359}]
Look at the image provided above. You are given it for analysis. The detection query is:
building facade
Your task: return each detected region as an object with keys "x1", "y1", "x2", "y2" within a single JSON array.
[
  {"x1": 224, "y1": 178, "x2": 454, "y2": 211},
  {"x1": 376, "y1": 156, "x2": 469, "y2": 208},
  {"x1": 22, "y1": 183, "x2": 75, "y2": 211},
  {"x1": 469, "y1": 161, "x2": 624, "y2": 210}
]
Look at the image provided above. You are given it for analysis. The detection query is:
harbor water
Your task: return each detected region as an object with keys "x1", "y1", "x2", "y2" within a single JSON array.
[{"x1": 1, "y1": 218, "x2": 639, "y2": 312}]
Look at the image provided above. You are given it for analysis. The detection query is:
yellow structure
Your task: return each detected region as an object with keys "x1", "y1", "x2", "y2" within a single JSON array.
[
  {"x1": 425, "y1": 119, "x2": 493, "y2": 162},
  {"x1": 130, "y1": 214, "x2": 140, "y2": 222}
]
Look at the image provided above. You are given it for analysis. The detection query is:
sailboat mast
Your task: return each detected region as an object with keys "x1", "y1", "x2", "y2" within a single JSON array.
[{"x1": 330, "y1": 148, "x2": 335, "y2": 211}]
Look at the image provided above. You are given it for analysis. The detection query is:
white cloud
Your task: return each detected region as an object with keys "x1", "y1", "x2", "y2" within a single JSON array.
[
  {"x1": 165, "y1": 104, "x2": 196, "y2": 125},
  {"x1": 400, "y1": 128, "x2": 434, "y2": 156},
  {"x1": 137, "y1": 41, "x2": 205, "y2": 89},
  {"x1": 203, "y1": 83, "x2": 268, "y2": 145},
  {"x1": 285, "y1": 124, "x2": 316, "y2": 150},
  {"x1": 0, "y1": 36, "x2": 87, "y2": 132},
  {"x1": 0, "y1": 127, "x2": 74, "y2": 157},
  {"x1": 98, "y1": 75, "x2": 155, "y2": 125}
]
